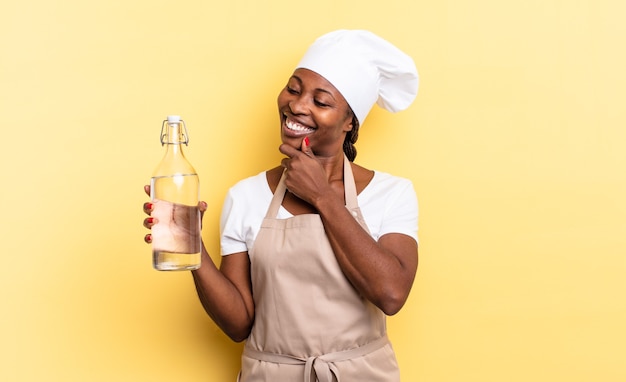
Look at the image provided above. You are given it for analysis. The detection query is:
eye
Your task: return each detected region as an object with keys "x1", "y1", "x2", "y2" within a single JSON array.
[
  {"x1": 314, "y1": 99, "x2": 330, "y2": 107},
  {"x1": 286, "y1": 86, "x2": 299, "y2": 95}
]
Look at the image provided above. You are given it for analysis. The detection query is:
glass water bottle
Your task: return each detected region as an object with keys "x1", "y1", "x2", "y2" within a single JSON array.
[{"x1": 150, "y1": 115, "x2": 201, "y2": 271}]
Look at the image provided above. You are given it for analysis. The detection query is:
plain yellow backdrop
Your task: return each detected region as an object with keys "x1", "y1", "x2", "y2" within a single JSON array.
[{"x1": 1, "y1": 0, "x2": 625, "y2": 381}]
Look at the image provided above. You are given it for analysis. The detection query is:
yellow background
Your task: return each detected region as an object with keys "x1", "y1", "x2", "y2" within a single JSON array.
[{"x1": 1, "y1": 0, "x2": 624, "y2": 381}]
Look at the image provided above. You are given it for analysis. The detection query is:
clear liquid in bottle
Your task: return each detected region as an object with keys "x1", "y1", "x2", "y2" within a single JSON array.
[
  {"x1": 150, "y1": 116, "x2": 201, "y2": 271},
  {"x1": 150, "y1": 175, "x2": 201, "y2": 271}
]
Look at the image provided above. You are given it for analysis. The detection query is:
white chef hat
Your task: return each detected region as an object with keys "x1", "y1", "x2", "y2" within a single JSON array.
[{"x1": 296, "y1": 29, "x2": 419, "y2": 125}]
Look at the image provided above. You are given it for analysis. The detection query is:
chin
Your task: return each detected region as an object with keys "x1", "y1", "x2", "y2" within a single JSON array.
[{"x1": 280, "y1": 135, "x2": 301, "y2": 149}]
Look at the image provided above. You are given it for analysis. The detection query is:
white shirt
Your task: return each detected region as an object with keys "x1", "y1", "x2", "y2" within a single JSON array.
[{"x1": 220, "y1": 170, "x2": 418, "y2": 256}]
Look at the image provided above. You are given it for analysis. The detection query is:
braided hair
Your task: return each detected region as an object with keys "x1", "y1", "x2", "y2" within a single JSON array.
[{"x1": 343, "y1": 111, "x2": 360, "y2": 162}]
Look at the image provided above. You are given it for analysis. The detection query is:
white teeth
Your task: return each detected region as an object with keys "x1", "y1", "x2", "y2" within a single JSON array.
[{"x1": 286, "y1": 119, "x2": 314, "y2": 133}]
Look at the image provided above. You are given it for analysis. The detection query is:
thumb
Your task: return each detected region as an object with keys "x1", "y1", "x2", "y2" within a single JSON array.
[
  {"x1": 301, "y1": 136, "x2": 313, "y2": 156},
  {"x1": 198, "y1": 201, "x2": 207, "y2": 225}
]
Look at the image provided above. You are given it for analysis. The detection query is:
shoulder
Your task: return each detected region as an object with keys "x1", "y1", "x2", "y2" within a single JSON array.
[
  {"x1": 350, "y1": 162, "x2": 375, "y2": 194},
  {"x1": 228, "y1": 170, "x2": 271, "y2": 194},
  {"x1": 350, "y1": 160, "x2": 413, "y2": 193},
  {"x1": 370, "y1": 170, "x2": 414, "y2": 189},
  {"x1": 357, "y1": 169, "x2": 418, "y2": 241},
  {"x1": 361, "y1": 170, "x2": 416, "y2": 203},
  {"x1": 221, "y1": 170, "x2": 273, "y2": 225},
  {"x1": 265, "y1": 166, "x2": 283, "y2": 194},
  {"x1": 224, "y1": 170, "x2": 273, "y2": 210}
]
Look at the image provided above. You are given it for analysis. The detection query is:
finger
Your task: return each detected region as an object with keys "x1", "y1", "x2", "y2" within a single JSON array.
[
  {"x1": 143, "y1": 217, "x2": 157, "y2": 229},
  {"x1": 143, "y1": 202, "x2": 153, "y2": 215},
  {"x1": 144, "y1": 185, "x2": 150, "y2": 196},
  {"x1": 198, "y1": 201, "x2": 208, "y2": 213},
  {"x1": 279, "y1": 143, "x2": 299, "y2": 158},
  {"x1": 144, "y1": 234, "x2": 152, "y2": 244},
  {"x1": 301, "y1": 136, "x2": 313, "y2": 156},
  {"x1": 198, "y1": 201, "x2": 207, "y2": 225}
]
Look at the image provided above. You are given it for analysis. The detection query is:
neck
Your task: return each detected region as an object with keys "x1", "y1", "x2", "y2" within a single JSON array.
[{"x1": 317, "y1": 152, "x2": 345, "y2": 182}]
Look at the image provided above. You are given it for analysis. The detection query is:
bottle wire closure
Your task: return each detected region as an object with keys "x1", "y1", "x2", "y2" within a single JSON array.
[{"x1": 160, "y1": 119, "x2": 190, "y2": 146}]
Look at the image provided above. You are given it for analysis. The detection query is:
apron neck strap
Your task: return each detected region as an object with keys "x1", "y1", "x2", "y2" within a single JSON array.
[
  {"x1": 267, "y1": 170, "x2": 288, "y2": 218},
  {"x1": 267, "y1": 155, "x2": 358, "y2": 218},
  {"x1": 343, "y1": 155, "x2": 358, "y2": 210}
]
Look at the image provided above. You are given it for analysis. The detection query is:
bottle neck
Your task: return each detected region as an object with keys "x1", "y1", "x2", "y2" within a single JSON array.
[{"x1": 162, "y1": 123, "x2": 188, "y2": 155}]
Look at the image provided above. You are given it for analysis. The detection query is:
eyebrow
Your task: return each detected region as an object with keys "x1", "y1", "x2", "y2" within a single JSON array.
[{"x1": 290, "y1": 75, "x2": 337, "y2": 100}]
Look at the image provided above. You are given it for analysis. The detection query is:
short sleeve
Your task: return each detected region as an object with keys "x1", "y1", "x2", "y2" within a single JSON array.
[
  {"x1": 378, "y1": 179, "x2": 419, "y2": 243},
  {"x1": 358, "y1": 173, "x2": 418, "y2": 243},
  {"x1": 219, "y1": 188, "x2": 249, "y2": 256},
  {"x1": 219, "y1": 172, "x2": 272, "y2": 256}
]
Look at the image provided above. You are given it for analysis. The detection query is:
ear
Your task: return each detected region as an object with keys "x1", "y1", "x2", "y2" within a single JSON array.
[{"x1": 343, "y1": 114, "x2": 355, "y2": 133}]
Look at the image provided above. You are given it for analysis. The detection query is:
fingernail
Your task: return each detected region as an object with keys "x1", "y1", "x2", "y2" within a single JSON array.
[
  {"x1": 147, "y1": 217, "x2": 154, "y2": 224},
  {"x1": 304, "y1": 136, "x2": 310, "y2": 146},
  {"x1": 145, "y1": 234, "x2": 152, "y2": 243},
  {"x1": 144, "y1": 202, "x2": 153, "y2": 210}
]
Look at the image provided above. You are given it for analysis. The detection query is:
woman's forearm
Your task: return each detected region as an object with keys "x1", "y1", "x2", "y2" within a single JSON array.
[
  {"x1": 191, "y1": 244, "x2": 254, "y2": 342},
  {"x1": 315, "y1": 194, "x2": 418, "y2": 315}
]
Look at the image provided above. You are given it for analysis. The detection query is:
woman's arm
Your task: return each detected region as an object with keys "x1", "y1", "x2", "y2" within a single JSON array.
[
  {"x1": 317, "y1": 200, "x2": 418, "y2": 315},
  {"x1": 278, "y1": 145, "x2": 418, "y2": 315},
  {"x1": 143, "y1": 186, "x2": 254, "y2": 342},
  {"x1": 191, "y1": 250, "x2": 254, "y2": 342}
]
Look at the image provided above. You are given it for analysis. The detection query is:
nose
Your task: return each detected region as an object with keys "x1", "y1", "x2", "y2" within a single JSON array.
[{"x1": 288, "y1": 94, "x2": 310, "y2": 115}]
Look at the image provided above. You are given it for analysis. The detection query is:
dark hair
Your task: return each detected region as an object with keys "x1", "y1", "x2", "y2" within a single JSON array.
[{"x1": 343, "y1": 112, "x2": 360, "y2": 162}]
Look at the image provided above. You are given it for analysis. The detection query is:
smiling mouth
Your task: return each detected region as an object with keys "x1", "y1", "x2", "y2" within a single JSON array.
[{"x1": 285, "y1": 117, "x2": 315, "y2": 134}]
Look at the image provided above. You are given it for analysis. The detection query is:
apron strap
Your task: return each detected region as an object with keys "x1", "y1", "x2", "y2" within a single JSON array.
[
  {"x1": 266, "y1": 170, "x2": 287, "y2": 218},
  {"x1": 243, "y1": 335, "x2": 390, "y2": 382},
  {"x1": 266, "y1": 155, "x2": 358, "y2": 219},
  {"x1": 343, "y1": 155, "x2": 358, "y2": 210}
]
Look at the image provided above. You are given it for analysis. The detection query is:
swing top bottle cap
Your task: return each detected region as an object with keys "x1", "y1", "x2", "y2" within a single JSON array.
[{"x1": 167, "y1": 115, "x2": 181, "y2": 124}]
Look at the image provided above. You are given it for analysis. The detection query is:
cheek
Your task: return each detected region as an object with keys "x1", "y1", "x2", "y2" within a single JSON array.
[
  {"x1": 322, "y1": 112, "x2": 351, "y2": 133},
  {"x1": 277, "y1": 89, "x2": 289, "y2": 107}
]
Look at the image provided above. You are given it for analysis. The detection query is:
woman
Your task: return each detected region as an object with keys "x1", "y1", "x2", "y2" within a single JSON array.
[{"x1": 143, "y1": 29, "x2": 419, "y2": 381}]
